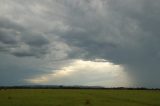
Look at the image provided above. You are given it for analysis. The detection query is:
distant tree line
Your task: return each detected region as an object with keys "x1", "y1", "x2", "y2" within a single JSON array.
[{"x1": 0, "y1": 85, "x2": 160, "y2": 90}]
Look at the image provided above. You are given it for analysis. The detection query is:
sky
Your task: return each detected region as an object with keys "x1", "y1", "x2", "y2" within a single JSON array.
[{"x1": 0, "y1": 0, "x2": 160, "y2": 88}]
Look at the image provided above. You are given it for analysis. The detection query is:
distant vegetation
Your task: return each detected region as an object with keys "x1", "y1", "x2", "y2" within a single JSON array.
[{"x1": 0, "y1": 85, "x2": 160, "y2": 90}]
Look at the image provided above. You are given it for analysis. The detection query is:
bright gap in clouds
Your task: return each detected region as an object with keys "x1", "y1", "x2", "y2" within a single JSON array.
[{"x1": 26, "y1": 59, "x2": 132, "y2": 87}]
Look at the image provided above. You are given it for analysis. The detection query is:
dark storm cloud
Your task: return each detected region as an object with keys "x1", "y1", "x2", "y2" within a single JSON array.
[
  {"x1": 0, "y1": 18, "x2": 50, "y2": 58},
  {"x1": 1, "y1": 0, "x2": 160, "y2": 87},
  {"x1": 0, "y1": 29, "x2": 18, "y2": 44},
  {"x1": 23, "y1": 35, "x2": 49, "y2": 47},
  {"x1": 59, "y1": 0, "x2": 160, "y2": 87}
]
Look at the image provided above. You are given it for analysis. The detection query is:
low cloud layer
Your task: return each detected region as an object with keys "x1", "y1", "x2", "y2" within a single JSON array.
[{"x1": 0, "y1": 0, "x2": 160, "y2": 87}]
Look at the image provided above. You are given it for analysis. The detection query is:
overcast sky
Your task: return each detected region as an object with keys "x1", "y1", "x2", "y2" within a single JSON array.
[{"x1": 0, "y1": 0, "x2": 160, "y2": 88}]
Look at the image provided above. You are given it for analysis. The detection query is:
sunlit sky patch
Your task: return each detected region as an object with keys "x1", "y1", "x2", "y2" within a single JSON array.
[{"x1": 26, "y1": 59, "x2": 132, "y2": 87}]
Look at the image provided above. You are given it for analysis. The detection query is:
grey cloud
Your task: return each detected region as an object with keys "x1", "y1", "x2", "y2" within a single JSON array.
[
  {"x1": 58, "y1": 0, "x2": 160, "y2": 87},
  {"x1": 1, "y1": 0, "x2": 160, "y2": 87},
  {"x1": 0, "y1": 53, "x2": 52, "y2": 86},
  {"x1": 23, "y1": 35, "x2": 49, "y2": 47},
  {"x1": 0, "y1": 18, "x2": 50, "y2": 58},
  {"x1": 0, "y1": 29, "x2": 19, "y2": 44}
]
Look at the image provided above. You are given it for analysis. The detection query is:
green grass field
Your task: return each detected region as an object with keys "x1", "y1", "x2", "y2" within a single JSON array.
[{"x1": 0, "y1": 89, "x2": 160, "y2": 106}]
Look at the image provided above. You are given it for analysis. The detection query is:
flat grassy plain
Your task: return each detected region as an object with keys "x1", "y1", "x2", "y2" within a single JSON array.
[{"x1": 0, "y1": 89, "x2": 160, "y2": 106}]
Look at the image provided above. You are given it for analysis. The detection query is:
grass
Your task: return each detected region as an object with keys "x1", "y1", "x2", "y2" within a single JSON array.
[{"x1": 0, "y1": 89, "x2": 160, "y2": 106}]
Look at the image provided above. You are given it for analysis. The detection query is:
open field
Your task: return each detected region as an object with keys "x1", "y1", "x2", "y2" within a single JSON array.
[{"x1": 0, "y1": 89, "x2": 160, "y2": 106}]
